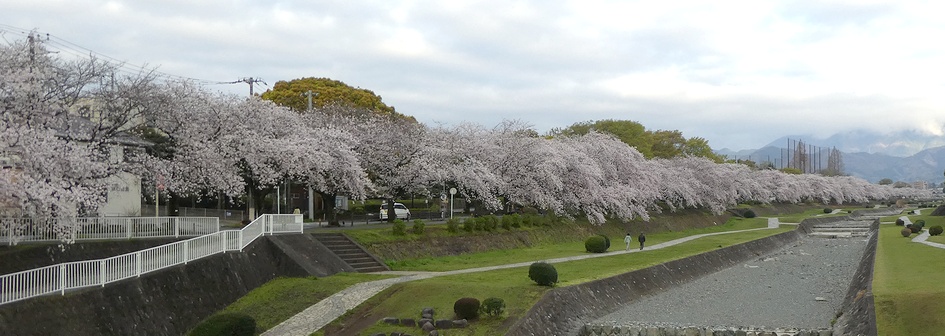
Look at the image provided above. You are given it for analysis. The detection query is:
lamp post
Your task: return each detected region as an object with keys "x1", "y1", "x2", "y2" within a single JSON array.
[{"x1": 449, "y1": 188, "x2": 457, "y2": 219}]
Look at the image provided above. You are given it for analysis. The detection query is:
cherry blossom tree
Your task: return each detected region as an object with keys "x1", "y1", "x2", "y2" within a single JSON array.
[{"x1": 1, "y1": 35, "x2": 161, "y2": 242}]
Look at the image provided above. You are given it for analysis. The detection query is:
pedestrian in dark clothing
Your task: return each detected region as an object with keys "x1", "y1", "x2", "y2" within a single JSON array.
[{"x1": 638, "y1": 232, "x2": 646, "y2": 250}]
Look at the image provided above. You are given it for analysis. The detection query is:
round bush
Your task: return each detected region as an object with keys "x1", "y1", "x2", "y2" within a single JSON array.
[
  {"x1": 411, "y1": 219, "x2": 426, "y2": 234},
  {"x1": 930, "y1": 225, "x2": 944, "y2": 236},
  {"x1": 910, "y1": 224, "x2": 923, "y2": 234},
  {"x1": 895, "y1": 218, "x2": 905, "y2": 226},
  {"x1": 743, "y1": 209, "x2": 757, "y2": 218},
  {"x1": 824, "y1": 208, "x2": 833, "y2": 214},
  {"x1": 901, "y1": 227, "x2": 913, "y2": 237},
  {"x1": 453, "y1": 297, "x2": 480, "y2": 320},
  {"x1": 585, "y1": 236, "x2": 608, "y2": 253},
  {"x1": 599, "y1": 234, "x2": 611, "y2": 250},
  {"x1": 391, "y1": 219, "x2": 407, "y2": 236},
  {"x1": 189, "y1": 312, "x2": 256, "y2": 336},
  {"x1": 915, "y1": 219, "x2": 926, "y2": 227},
  {"x1": 446, "y1": 218, "x2": 459, "y2": 233},
  {"x1": 480, "y1": 297, "x2": 506, "y2": 317},
  {"x1": 528, "y1": 262, "x2": 558, "y2": 286}
]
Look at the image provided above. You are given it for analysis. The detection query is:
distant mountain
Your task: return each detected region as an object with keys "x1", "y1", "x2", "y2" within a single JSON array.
[
  {"x1": 843, "y1": 146, "x2": 945, "y2": 183},
  {"x1": 718, "y1": 145, "x2": 945, "y2": 184},
  {"x1": 761, "y1": 129, "x2": 945, "y2": 157}
]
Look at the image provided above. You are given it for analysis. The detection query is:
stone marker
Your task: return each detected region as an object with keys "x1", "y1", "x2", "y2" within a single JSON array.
[
  {"x1": 422, "y1": 321, "x2": 436, "y2": 332},
  {"x1": 452, "y1": 319, "x2": 468, "y2": 328},
  {"x1": 383, "y1": 317, "x2": 399, "y2": 324},
  {"x1": 434, "y1": 319, "x2": 453, "y2": 329}
]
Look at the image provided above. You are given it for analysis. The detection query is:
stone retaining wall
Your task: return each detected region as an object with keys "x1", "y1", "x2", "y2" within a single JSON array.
[{"x1": 505, "y1": 230, "x2": 804, "y2": 336}]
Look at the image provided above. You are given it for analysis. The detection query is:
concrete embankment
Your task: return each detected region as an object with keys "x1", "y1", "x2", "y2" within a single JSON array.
[{"x1": 0, "y1": 234, "x2": 351, "y2": 336}]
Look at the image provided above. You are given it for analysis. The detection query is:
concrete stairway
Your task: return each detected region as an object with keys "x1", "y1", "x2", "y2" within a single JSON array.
[
  {"x1": 313, "y1": 233, "x2": 388, "y2": 273},
  {"x1": 809, "y1": 220, "x2": 872, "y2": 238}
]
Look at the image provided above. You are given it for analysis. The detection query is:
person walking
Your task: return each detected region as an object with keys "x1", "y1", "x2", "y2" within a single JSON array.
[
  {"x1": 638, "y1": 232, "x2": 646, "y2": 250},
  {"x1": 624, "y1": 233, "x2": 632, "y2": 251}
]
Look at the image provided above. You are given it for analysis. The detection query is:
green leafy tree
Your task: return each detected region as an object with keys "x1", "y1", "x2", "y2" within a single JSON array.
[
  {"x1": 260, "y1": 77, "x2": 414, "y2": 120},
  {"x1": 878, "y1": 178, "x2": 893, "y2": 185},
  {"x1": 549, "y1": 119, "x2": 652, "y2": 157}
]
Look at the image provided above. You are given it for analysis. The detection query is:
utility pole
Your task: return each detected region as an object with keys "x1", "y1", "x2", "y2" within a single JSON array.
[
  {"x1": 304, "y1": 90, "x2": 318, "y2": 220},
  {"x1": 234, "y1": 77, "x2": 266, "y2": 96},
  {"x1": 228, "y1": 77, "x2": 266, "y2": 220}
]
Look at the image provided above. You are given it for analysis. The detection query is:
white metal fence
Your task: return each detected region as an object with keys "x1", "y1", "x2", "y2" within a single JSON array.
[
  {"x1": 0, "y1": 214, "x2": 302, "y2": 306},
  {"x1": 0, "y1": 217, "x2": 220, "y2": 246}
]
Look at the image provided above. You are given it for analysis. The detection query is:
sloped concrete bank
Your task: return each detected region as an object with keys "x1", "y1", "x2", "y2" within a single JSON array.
[
  {"x1": 830, "y1": 218, "x2": 879, "y2": 336},
  {"x1": 504, "y1": 229, "x2": 804, "y2": 336},
  {"x1": 0, "y1": 235, "x2": 350, "y2": 336}
]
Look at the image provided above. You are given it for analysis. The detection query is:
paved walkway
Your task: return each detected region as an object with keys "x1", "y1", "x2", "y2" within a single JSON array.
[
  {"x1": 911, "y1": 230, "x2": 945, "y2": 249},
  {"x1": 262, "y1": 226, "x2": 776, "y2": 336}
]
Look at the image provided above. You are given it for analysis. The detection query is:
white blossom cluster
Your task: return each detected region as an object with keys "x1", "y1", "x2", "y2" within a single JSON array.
[{"x1": 1, "y1": 37, "x2": 931, "y2": 238}]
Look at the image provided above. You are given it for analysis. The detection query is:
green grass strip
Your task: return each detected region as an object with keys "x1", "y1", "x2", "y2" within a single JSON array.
[
  {"x1": 202, "y1": 273, "x2": 395, "y2": 335},
  {"x1": 873, "y1": 223, "x2": 945, "y2": 336}
]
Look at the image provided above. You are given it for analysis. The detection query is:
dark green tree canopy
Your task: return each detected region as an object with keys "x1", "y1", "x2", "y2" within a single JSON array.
[
  {"x1": 549, "y1": 119, "x2": 722, "y2": 161},
  {"x1": 260, "y1": 77, "x2": 414, "y2": 121}
]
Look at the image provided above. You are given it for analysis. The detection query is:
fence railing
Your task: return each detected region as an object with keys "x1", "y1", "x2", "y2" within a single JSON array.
[
  {"x1": 0, "y1": 217, "x2": 220, "y2": 246},
  {"x1": 0, "y1": 214, "x2": 302, "y2": 306},
  {"x1": 141, "y1": 206, "x2": 245, "y2": 222}
]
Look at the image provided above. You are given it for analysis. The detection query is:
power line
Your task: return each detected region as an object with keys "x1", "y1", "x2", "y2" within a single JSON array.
[{"x1": 0, "y1": 24, "x2": 236, "y2": 86}]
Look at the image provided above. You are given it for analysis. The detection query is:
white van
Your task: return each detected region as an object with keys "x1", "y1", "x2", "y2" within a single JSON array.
[{"x1": 379, "y1": 202, "x2": 411, "y2": 220}]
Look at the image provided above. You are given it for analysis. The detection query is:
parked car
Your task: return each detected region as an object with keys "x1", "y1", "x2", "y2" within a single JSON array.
[{"x1": 379, "y1": 202, "x2": 411, "y2": 220}]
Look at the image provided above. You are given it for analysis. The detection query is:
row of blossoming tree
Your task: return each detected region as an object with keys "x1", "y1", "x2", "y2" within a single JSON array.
[{"x1": 0, "y1": 37, "x2": 930, "y2": 242}]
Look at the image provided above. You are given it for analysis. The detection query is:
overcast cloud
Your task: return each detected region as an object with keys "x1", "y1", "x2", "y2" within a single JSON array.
[{"x1": 3, "y1": 0, "x2": 945, "y2": 150}]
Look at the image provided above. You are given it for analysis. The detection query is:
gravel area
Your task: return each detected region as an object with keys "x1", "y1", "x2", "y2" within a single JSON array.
[{"x1": 593, "y1": 234, "x2": 869, "y2": 330}]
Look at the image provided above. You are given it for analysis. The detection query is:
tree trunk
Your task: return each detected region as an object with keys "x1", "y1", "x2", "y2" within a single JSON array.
[
  {"x1": 319, "y1": 191, "x2": 340, "y2": 226},
  {"x1": 386, "y1": 198, "x2": 397, "y2": 223}
]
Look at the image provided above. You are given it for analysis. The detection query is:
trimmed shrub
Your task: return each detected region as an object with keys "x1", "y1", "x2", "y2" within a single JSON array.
[
  {"x1": 824, "y1": 208, "x2": 833, "y2": 214},
  {"x1": 521, "y1": 214, "x2": 534, "y2": 227},
  {"x1": 188, "y1": 312, "x2": 256, "y2": 336},
  {"x1": 528, "y1": 262, "x2": 558, "y2": 286},
  {"x1": 915, "y1": 219, "x2": 926, "y2": 227},
  {"x1": 501, "y1": 215, "x2": 513, "y2": 230},
  {"x1": 599, "y1": 234, "x2": 611, "y2": 250},
  {"x1": 411, "y1": 219, "x2": 425, "y2": 235},
  {"x1": 392, "y1": 219, "x2": 407, "y2": 236},
  {"x1": 901, "y1": 227, "x2": 913, "y2": 237},
  {"x1": 453, "y1": 297, "x2": 480, "y2": 320},
  {"x1": 930, "y1": 225, "x2": 944, "y2": 236},
  {"x1": 480, "y1": 297, "x2": 506, "y2": 317},
  {"x1": 446, "y1": 218, "x2": 459, "y2": 233},
  {"x1": 485, "y1": 215, "x2": 499, "y2": 231},
  {"x1": 910, "y1": 220, "x2": 925, "y2": 234},
  {"x1": 895, "y1": 218, "x2": 905, "y2": 226},
  {"x1": 462, "y1": 218, "x2": 475, "y2": 232},
  {"x1": 743, "y1": 209, "x2": 757, "y2": 218},
  {"x1": 509, "y1": 214, "x2": 522, "y2": 228},
  {"x1": 585, "y1": 235, "x2": 608, "y2": 253}
]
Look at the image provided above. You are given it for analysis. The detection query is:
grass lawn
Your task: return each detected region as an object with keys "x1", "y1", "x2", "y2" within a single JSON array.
[
  {"x1": 318, "y1": 227, "x2": 792, "y2": 336},
  {"x1": 777, "y1": 207, "x2": 853, "y2": 223},
  {"x1": 198, "y1": 273, "x2": 395, "y2": 335},
  {"x1": 387, "y1": 217, "x2": 772, "y2": 272},
  {"x1": 873, "y1": 223, "x2": 945, "y2": 336}
]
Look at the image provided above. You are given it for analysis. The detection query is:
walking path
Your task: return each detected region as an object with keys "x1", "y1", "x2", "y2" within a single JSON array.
[
  {"x1": 262, "y1": 226, "x2": 777, "y2": 336},
  {"x1": 912, "y1": 230, "x2": 945, "y2": 249}
]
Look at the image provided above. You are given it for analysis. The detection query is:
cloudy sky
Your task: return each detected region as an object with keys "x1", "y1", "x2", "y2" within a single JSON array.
[{"x1": 3, "y1": 0, "x2": 945, "y2": 150}]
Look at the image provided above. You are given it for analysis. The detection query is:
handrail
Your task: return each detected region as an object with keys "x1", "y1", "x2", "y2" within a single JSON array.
[
  {"x1": 0, "y1": 217, "x2": 221, "y2": 246},
  {"x1": 0, "y1": 214, "x2": 302, "y2": 306}
]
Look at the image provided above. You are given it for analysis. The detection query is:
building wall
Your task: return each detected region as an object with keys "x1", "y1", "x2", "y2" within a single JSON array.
[{"x1": 99, "y1": 171, "x2": 142, "y2": 216}]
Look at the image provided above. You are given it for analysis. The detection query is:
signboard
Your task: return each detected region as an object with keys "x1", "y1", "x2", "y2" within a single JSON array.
[{"x1": 335, "y1": 196, "x2": 348, "y2": 210}]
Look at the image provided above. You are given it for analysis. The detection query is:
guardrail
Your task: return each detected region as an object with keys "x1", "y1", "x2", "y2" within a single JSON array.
[
  {"x1": 0, "y1": 217, "x2": 220, "y2": 246},
  {"x1": 0, "y1": 214, "x2": 302, "y2": 306}
]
